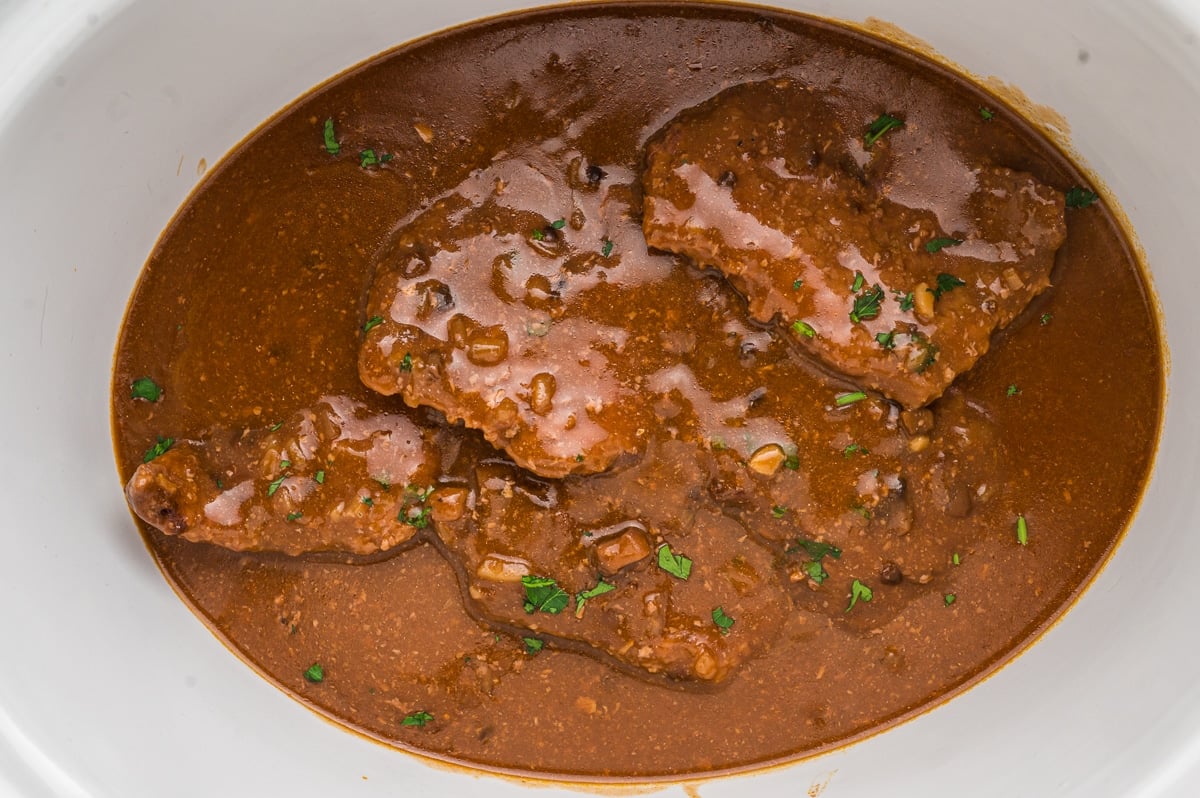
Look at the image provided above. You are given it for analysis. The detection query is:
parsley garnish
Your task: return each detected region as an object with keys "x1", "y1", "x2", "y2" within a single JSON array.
[
  {"x1": 1065, "y1": 187, "x2": 1100, "y2": 208},
  {"x1": 1040, "y1": 312, "x2": 1053, "y2": 325},
  {"x1": 851, "y1": 271, "x2": 865, "y2": 292},
  {"x1": 322, "y1": 118, "x2": 340, "y2": 155},
  {"x1": 303, "y1": 663, "x2": 325, "y2": 683},
  {"x1": 932, "y1": 273, "x2": 967, "y2": 299},
  {"x1": 979, "y1": 107, "x2": 996, "y2": 121},
  {"x1": 531, "y1": 228, "x2": 545, "y2": 241},
  {"x1": 845, "y1": 579, "x2": 874, "y2": 612},
  {"x1": 522, "y1": 637, "x2": 544, "y2": 655},
  {"x1": 575, "y1": 579, "x2": 615, "y2": 618},
  {"x1": 792, "y1": 320, "x2": 816, "y2": 338},
  {"x1": 401, "y1": 711, "x2": 434, "y2": 727},
  {"x1": 850, "y1": 285, "x2": 885, "y2": 323},
  {"x1": 1006, "y1": 384, "x2": 1021, "y2": 397},
  {"x1": 771, "y1": 505, "x2": 788, "y2": 518},
  {"x1": 142, "y1": 436, "x2": 174, "y2": 463},
  {"x1": 792, "y1": 278, "x2": 803, "y2": 290},
  {"x1": 279, "y1": 460, "x2": 291, "y2": 470},
  {"x1": 130, "y1": 377, "x2": 162, "y2": 402},
  {"x1": 804, "y1": 561, "x2": 829, "y2": 583},
  {"x1": 286, "y1": 511, "x2": 303, "y2": 522},
  {"x1": 269, "y1": 421, "x2": 284, "y2": 432},
  {"x1": 874, "y1": 331, "x2": 895, "y2": 350},
  {"x1": 835, "y1": 391, "x2": 867, "y2": 407},
  {"x1": 784, "y1": 452, "x2": 800, "y2": 470},
  {"x1": 944, "y1": 593, "x2": 957, "y2": 606},
  {"x1": 522, "y1": 575, "x2": 570, "y2": 615},
  {"x1": 1017, "y1": 514, "x2": 1029, "y2": 546},
  {"x1": 842, "y1": 442, "x2": 868, "y2": 457},
  {"x1": 789, "y1": 538, "x2": 843, "y2": 561},
  {"x1": 551, "y1": 218, "x2": 566, "y2": 230},
  {"x1": 657, "y1": 544, "x2": 693, "y2": 580},
  {"x1": 712, "y1": 606, "x2": 735, "y2": 635},
  {"x1": 399, "y1": 352, "x2": 413, "y2": 372},
  {"x1": 952, "y1": 552, "x2": 961, "y2": 566},
  {"x1": 898, "y1": 292, "x2": 915, "y2": 312},
  {"x1": 361, "y1": 496, "x2": 374, "y2": 506},
  {"x1": 925, "y1": 237, "x2": 963, "y2": 254},
  {"x1": 864, "y1": 113, "x2": 904, "y2": 148},
  {"x1": 601, "y1": 238, "x2": 614, "y2": 258},
  {"x1": 362, "y1": 315, "x2": 384, "y2": 333},
  {"x1": 358, "y1": 149, "x2": 394, "y2": 168},
  {"x1": 314, "y1": 470, "x2": 325, "y2": 484},
  {"x1": 399, "y1": 505, "x2": 431, "y2": 529},
  {"x1": 267, "y1": 474, "x2": 287, "y2": 497}
]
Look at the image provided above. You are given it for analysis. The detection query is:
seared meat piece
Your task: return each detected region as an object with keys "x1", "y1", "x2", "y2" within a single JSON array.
[
  {"x1": 433, "y1": 439, "x2": 790, "y2": 683},
  {"x1": 359, "y1": 148, "x2": 678, "y2": 478},
  {"x1": 125, "y1": 396, "x2": 440, "y2": 555},
  {"x1": 642, "y1": 79, "x2": 1067, "y2": 408}
]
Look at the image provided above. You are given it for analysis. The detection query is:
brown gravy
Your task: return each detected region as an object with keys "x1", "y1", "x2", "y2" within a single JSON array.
[{"x1": 111, "y1": 3, "x2": 1161, "y2": 779}]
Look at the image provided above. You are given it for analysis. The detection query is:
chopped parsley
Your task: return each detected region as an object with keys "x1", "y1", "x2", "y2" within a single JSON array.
[
  {"x1": 944, "y1": 593, "x2": 957, "y2": 606},
  {"x1": 574, "y1": 579, "x2": 615, "y2": 618},
  {"x1": 804, "y1": 560, "x2": 830, "y2": 584},
  {"x1": 399, "y1": 352, "x2": 413, "y2": 372},
  {"x1": 925, "y1": 237, "x2": 963, "y2": 254},
  {"x1": 792, "y1": 319, "x2": 816, "y2": 338},
  {"x1": 267, "y1": 474, "x2": 287, "y2": 497},
  {"x1": 279, "y1": 460, "x2": 291, "y2": 470},
  {"x1": 358, "y1": 149, "x2": 394, "y2": 168},
  {"x1": 531, "y1": 228, "x2": 545, "y2": 241},
  {"x1": 314, "y1": 470, "x2": 326, "y2": 484},
  {"x1": 898, "y1": 292, "x2": 915, "y2": 312},
  {"x1": 771, "y1": 505, "x2": 788, "y2": 518},
  {"x1": 1006, "y1": 384, "x2": 1021, "y2": 397},
  {"x1": 850, "y1": 284, "x2": 885, "y2": 323},
  {"x1": 522, "y1": 575, "x2": 570, "y2": 615},
  {"x1": 979, "y1": 106, "x2": 996, "y2": 121},
  {"x1": 932, "y1": 272, "x2": 967, "y2": 299},
  {"x1": 303, "y1": 663, "x2": 325, "y2": 683},
  {"x1": 399, "y1": 505, "x2": 431, "y2": 529},
  {"x1": 851, "y1": 271, "x2": 865, "y2": 292},
  {"x1": 842, "y1": 442, "x2": 869, "y2": 458},
  {"x1": 792, "y1": 278, "x2": 804, "y2": 290},
  {"x1": 864, "y1": 113, "x2": 904, "y2": 148},
  {"x1": 657, "y1": 543, "x2": 693, "y2": 580},
  {"x1": 952, "y1": 552, "x2": 961, "y2": 566},
  {"x1": 1065, "y1": 187, "x2": 1100, "y2": 209},
  {"x1": 550, "y1": 218, "x2": 566, "y2": 230},
  {"x1": 1040, "y1": 312, "x2": 1053, "y2": 325},
  {"x1": 360, "y1": 496, "x2": 374, "y2": 506},
  {"x1": 876, "y1": 331, "x2": 896, "y2": 350},
  {"x1": 601, "y1": 238, "x2": 614, "y2": 258},
  {"x1": 845, "y1": 579, "x2": 874, "y2": 612},
  {"x1": 784, "y1": 452, "x2": 800, "y2": 471},
  {"x1": 142, "y1": 436, "x2": 174, "y2": 463},
  {"x1": 712, "y1": 606, "x2": 736, "y2": 635},
  {"x1": 835, "y1": 391, "x2": 867, "y2": 407},
  {"x1": 269, "y1": 421, "x2": 284, "y2": 432},
  {"x1": 789, "y1": 538, "x2": 843, "y2": 561},
  {"x1": 362, "y1": 315, "x2": 384, "y2": 333},
  {"x1": 1017, "y1": 514, "x2": 1030, "y2": 546},
  {"x1": 374, "y1": 477, "x2": 392, "y2": 490},
  {"x1": 322, "y1": 118, "x2": 340, "y2": 155},
  {"x1": 852, "y1": 504, "x2": 873, "y2": 520},
  {"x1": 130, "y1": 377, "x2": 162, "y2": 402},
  {"x1": 286, "y1": 511, "x2": 303, "y2": 522},
  {"x1": 401, "y1": 711, "x2": 434, "y2": 728},
  {"x1": 522, "y1": 637, "x2": 544, "y2": 655}
]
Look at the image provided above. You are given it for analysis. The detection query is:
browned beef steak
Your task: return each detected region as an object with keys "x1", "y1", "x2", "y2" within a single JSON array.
[
  {"x1": 125, "y1": 396, "x2": 439, "y2": 555},
  {"x1": 642, "y1": 79, "x2": 1066, "y2": 408}
]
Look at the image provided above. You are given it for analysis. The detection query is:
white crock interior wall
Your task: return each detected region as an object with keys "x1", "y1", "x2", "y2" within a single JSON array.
[{"x1": 0, "y1": 1, "x2": 1196, "y2": 796}]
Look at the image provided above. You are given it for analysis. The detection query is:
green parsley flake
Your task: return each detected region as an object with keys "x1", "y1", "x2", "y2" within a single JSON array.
[
  {"x1": 932, "y1": 272, "x2": 967, "y2": 299},
  {"x1": 142, "y1": 436, "x2": 174, "y2": 463},
  {"x1": 792, "y1": 319, "x2": 816, "y2": 338},
  {"x1": 851, "y1": 271, "x2": 865, "y2": 292},
  {"x1": 523, "y1": 637, "x2": 544, "y2": 655},
  {"x1": 267, "y1": 474, "x2": 287, "y2": 497},
  {"x1": 876, "y1": 331, "x2": 896, "y2": 350},
  {"x1": 843, "y1": 442, "x2": 869, "y2": 457},
  {"x1": 362, "y1": 315, "x2": 384, "y2": 333},
  {"x1": 399, "y1": 352, "x2": 413, "y2": 372},
  {"x1": 792, "y1": 278, "x2": 804, "y2": 290},
  {"x1": 1006, "y1": 384, "x2": 1021, "y2": 397},
  {"x1": 522, "y1": 575, "x2": 570, "y2": 615},
  {"x1": 712, "y1": 606, "x2": 736, "y2": 635},
  {"x1": 944, "y1": 593, "x2": 957, "y2": 606},
  {"x1": 852, "y1": 504, "x2": 873, "y2": 520},
  {"x1": 925, "y1": 237, "x2": 964, "y2": 254},
  {"x1": 303, "y1": 663, "x2": 325, "y2": 683},
  {"x1": 286, "y1": 511, "x2": 303, "y2": 522},
  {"x1": 771, "y1": 505, "x2": 788, "y2": 518},
  {"x1": 601, "y1": 238, "x2": 614, "y2": 258},
  {"x1": 952, "y1": 552, "x2": 961, "y2": 566},
  {"x1": 845, "y1": 579, "x2": 874, "y2": 612},
  {"x1": 898, "y1": 292, "x2": 915, "y2": 312},
  {"x1": 803, "y1": 560, "x2": 829, "y2": 584},
  {"x1": 130, "y1": 377, "x2": 162, "y2": 402},
  {"x1": 401, "y1": 711, "x2": 434, "y2": 728},
  {"x1": 864, "y1": 113, "x2": 904, "y2": 148},
  {"x1": 531, "y1": 228, "x2": 545, "y2": 241},
  {"x1": 359, "y1": 149, "x2": 377, "y2": 167},
  {"x1": 279, "y1": 460, "x2": 291, "y2": 470},
  {"x1": 1065, "y1": 187, "x2": 1100, "y2": 209},
  {"x1": 575, "y1": 579, "x2": 616, "y2": 618},
  {"x1": 1040, "y1": 312, "x2": 1053, "y2": 325},
  {"x1": 314, "y1": 470, "x2": 326, "y2": 484},
  {"x1": 790, "y1": 538, "x2": 843, "y2": 561},
  {"x1": 361, "y1": 496, "x2": 374, "y2": 506},
  {"x1": 322, "y1": 118, "x2": 340, "y2": 155},
  {"x1": 551, "y1": 218, "x2": 566, "y2": 230},
  {"x1": 1017, "y1": 514, "x2": 1030, "y2": 546},
  {"x1": 400, "y1": 505, "x2": 431, "y2": 529},
  {"x1": 850, "y1": 285, "x2": 885, "y2": 323},
  {"x1": 979, "y1": 107, "x2": 996, "y2": 121},
  {"x1": 835, "y1": 391, "x2": 867, "y2": 407},
  {"x1": 657, "y1": 543, "x2": 693, "y2": 580},
  {"x1": 784, "y1": 452, "x2": 800, "y2": 471}
]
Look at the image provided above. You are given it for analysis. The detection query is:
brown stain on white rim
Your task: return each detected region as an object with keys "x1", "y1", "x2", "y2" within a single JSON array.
[{"x1": 119, "y1": 0, "x2": 1168, "y2": 794}]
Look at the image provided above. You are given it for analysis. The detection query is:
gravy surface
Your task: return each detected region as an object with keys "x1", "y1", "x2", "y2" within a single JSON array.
[{"x1": 112, "y1": 3, "x2": 1161, "y2": 778}]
